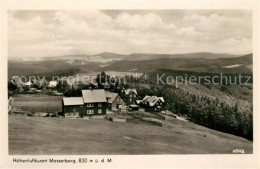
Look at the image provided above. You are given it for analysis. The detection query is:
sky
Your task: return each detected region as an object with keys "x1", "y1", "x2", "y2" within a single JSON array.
[{"x1": 8, "y1": 10, "x2": 252, "y2": 58}]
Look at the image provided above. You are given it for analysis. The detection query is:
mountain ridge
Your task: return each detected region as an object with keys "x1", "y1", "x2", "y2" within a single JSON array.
[{"x1": 9, "y1": 52, "x2": 245, "y2": 62}]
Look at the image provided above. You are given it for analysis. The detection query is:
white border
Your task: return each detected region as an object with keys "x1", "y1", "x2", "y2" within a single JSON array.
[{"x1": 0, "y1": 0, "x2": 259, "y2": 168}]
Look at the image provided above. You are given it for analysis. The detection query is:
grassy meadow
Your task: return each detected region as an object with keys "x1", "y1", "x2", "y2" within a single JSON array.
[{"x1": 9, "y1": 115, "x2": 252, "y2": 155}]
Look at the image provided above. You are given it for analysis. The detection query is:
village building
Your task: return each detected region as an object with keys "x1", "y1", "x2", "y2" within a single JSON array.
[
  {"x1": 28, "y1": 87, "x2": 36, "y2": 93},
  {"x1": 35, "y1": 89, "x2": 42, "y2": 93},
  {"x1": 101, "y1": 83, "x2": 111, "y2": 91},
  {"x1": 90, "y1": 83, "x2": 99, "y2": 89},
  {"x1": 62, "y1": 97, "x2": 84, "y2": 118},
  {"x1": 67, "y1": 81, "x2": 79, "y2": 90},
  {"x1": 25, "y1": 81, "x2": 34, "y2": 88},
  {"x1": 16, "y1": 83, "x2": 25, "y2": 92},
  {"x1": 122, "y1": 88, "x2": 138, "y2": 105},
  {"x1": 135, "y1": 100, "x2": 142, "y2": 105},
  {"x1": 62, "y1": 89, "x2": 107, "y2": 118},
  {"x1": 35, "y1": 79, "x2": 49, "y2": 89},
  {"x1": 11, "y1": 77, "x2": 25, "y2": 91},
  {"x1": 105, "y1": 91, "x2": 125, "y2": 110},
  {"x1": 139, "y1": 95, "x2": 165, "y2": 112},
  {"x1": 48, "y1": 81, "x2": 58, "y2": 88},
  {"x1": 129, "y1": 104, "x2": 139, "y2": 111},
  {"x1": 53, "y1": 90, "x2": 63, "y2": 96}
]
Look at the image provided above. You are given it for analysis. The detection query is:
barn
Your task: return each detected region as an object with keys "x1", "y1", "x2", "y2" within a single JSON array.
[{"x1": 105, "y1": 91, "x2": 125, "y2": 110}]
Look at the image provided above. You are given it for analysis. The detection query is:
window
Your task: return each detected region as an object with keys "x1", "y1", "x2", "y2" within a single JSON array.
[
  {"x1": 98, "y1": 109, "x2": 102, "y2": 114},
  {"x1": 73, "y1": 109, "x2": 76, "y2": 112},
  {"x1": 87, "y1": 103, "x2": 94, "y2": 107},
  {"x1": 130, "y1": 95, "x2": 132, "y2": 98},
  {"x1": 130, "y1": 98, "x2": 132, "y2": 102},
  {"x1": 98, "y1": 103, "x2": 102, "y2": 107},
  {"x1": 134, "y1": 94, "x2": 136, "y2": 98},
  {"x1": 87, "y1": 110, "x2": 94, "y2": 114}
]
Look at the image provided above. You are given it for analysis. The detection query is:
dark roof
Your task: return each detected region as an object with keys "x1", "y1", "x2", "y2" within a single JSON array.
[
  {"x1": 82, "y1": 89, "x2": 107, "y2": 103},
  {"x1": 142, "y1": 95, "x2": 164, "y2": 106},
  {"x1": 63, "y1": 97, "x2": 84, "y2": 106},
  {"x1": 124, "y1": 88, "x2": 137, "y2": 95}
]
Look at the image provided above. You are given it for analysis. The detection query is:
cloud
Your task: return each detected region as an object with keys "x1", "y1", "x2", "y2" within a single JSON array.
[
  {"x1": 8, "y1": 10, "x2": 252, "y2": 58},
  {"x1": 216, "y1": 37, "x2": 252, "y2": 54},
  {"x1": 177, "y1": 26, "x2": 200, "y2": 36},
  {"x1": 184, "y1": 12, "x2": 252, "y2": 41},
  {"x1": 114, "y1": 12, "x2": 177, "y2": 31}
]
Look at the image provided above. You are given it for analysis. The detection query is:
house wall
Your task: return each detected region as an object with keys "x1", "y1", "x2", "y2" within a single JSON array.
[
  {"x1": 63, "y1": 105, "x2": 85, "y2": 117},
  {"x1": 130, "y1": 106, "x2": 139, "y2": 111},
  {"x1": 63, "y1": 102, "x2": 107, "y2": 117},
  {"x1": 111, "y1": 95, "x2": 125, "y2": 110},
  {"x1": 65, "y1": 112, "x2": 79, "y2": 118},
  {"x1": 143, "y1": 99, "x2": 164, "y2": 112},
  {"x1": 126, "y1": 91, "x2": 137, "y2": 105},
  {"x1": 107, "y1": 103, "x2": 112, "y2": 110}
]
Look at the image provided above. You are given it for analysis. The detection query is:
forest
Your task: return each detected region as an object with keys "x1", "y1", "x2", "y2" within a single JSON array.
[{"x1": 126, "y1": 69, "x2": 253, "y2": 140}]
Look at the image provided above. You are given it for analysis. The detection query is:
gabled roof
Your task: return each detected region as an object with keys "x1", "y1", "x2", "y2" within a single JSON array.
[
  {"x1": 63, "y1": 97, "x2": 84, "y2": 106},
  {"x1": 105, "y1": 91, "x2": 118, "y2": 103},
  {"x1": 25, "y1": 81, "x2": 33, "y2": 86},
  {"x1": 124, "y1": 88, "x2": 137, "y2": 95},
  {"x1": 142, "y1": 95, "x2": 150, "y2": 102},
  {"x1": 82, "y1": 89, "x2": 107, "y2": 103},
  {"x1": 142, "y1": 95, "x2": 164, "y2": 107},
  {"x1": 136, "y1": 100, "x2": 142, "y2": 105}
]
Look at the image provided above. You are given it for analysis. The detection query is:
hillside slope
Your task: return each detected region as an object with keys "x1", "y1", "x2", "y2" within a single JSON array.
[{"x1": 9, "y1": 116, "x2": 252, "y2": 154}]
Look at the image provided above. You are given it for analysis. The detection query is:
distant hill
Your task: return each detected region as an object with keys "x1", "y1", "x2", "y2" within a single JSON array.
[
  {"x1": 125, "y1": 52, "x2": 239, "y2": 61},
  {"x1": 8, "y1": 60, "x2": 101, "y2": 78},
  {"x1": 103, "y1": 53, "x2": 252, "y2": 73},
  {"x1": 94, "y1": 52, "x2": 127, "y2": 58},
  {"x1": 8, "y1": 52, "x2": 252, "y2": 78},
  {"x1": 9, "y1": 52, "x2": 239, "y2": 62}
]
